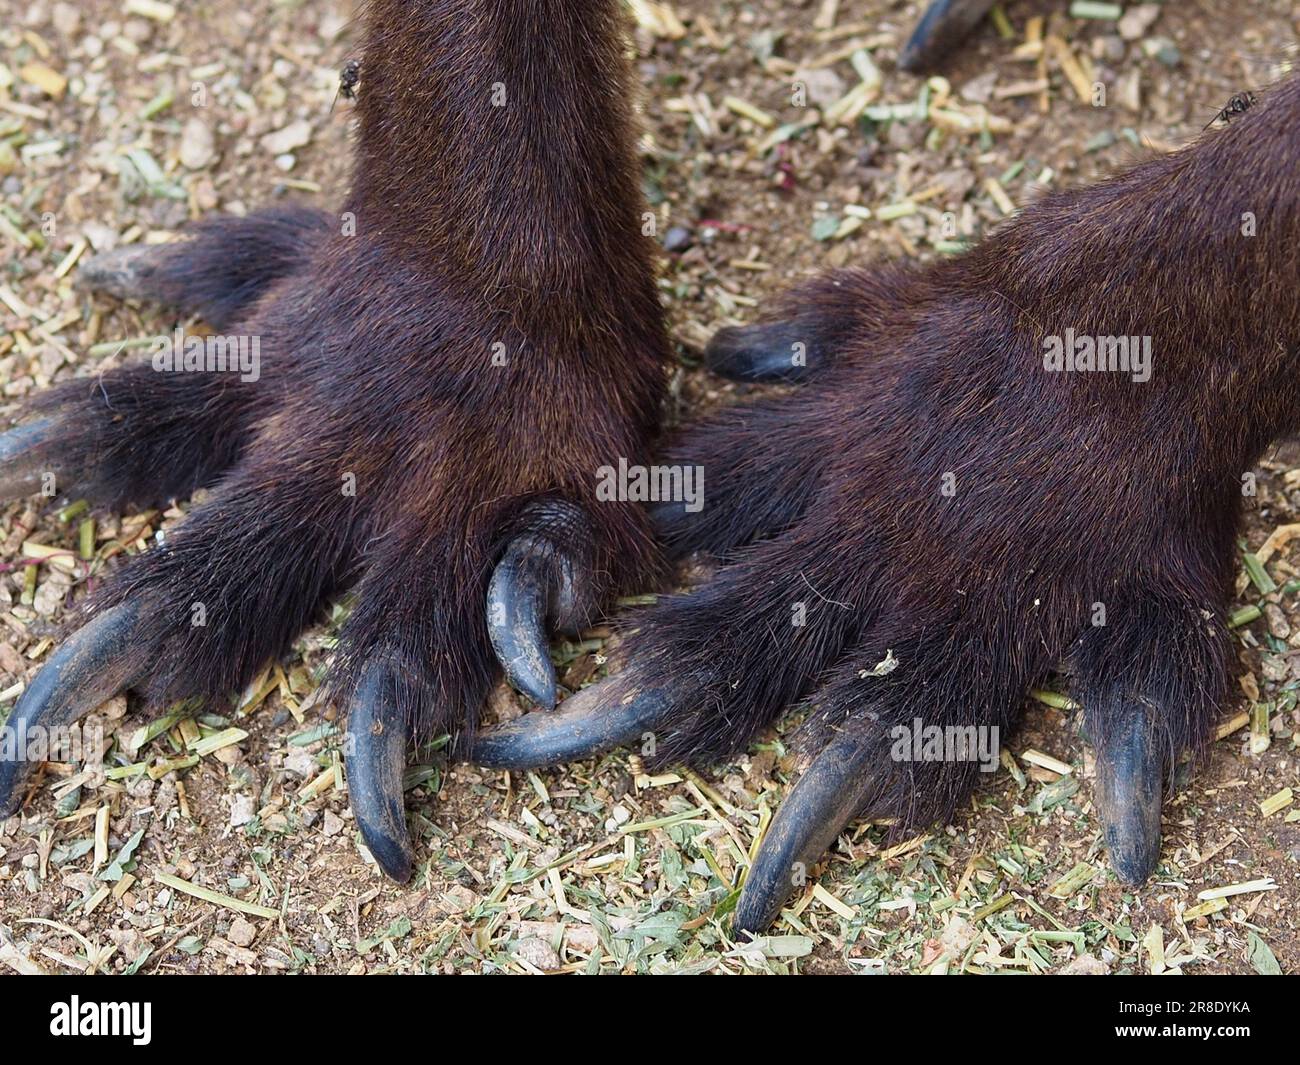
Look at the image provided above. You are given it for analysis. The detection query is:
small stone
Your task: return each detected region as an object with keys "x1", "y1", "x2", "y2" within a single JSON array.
[
  {"x1": 122, "y1": 18, "x2": 153, "y2": 43},
  {"x1": 513, "y1": 936, "x2": 561, "y2": 972},
  {"x1": 178, "y1": 117, "x2": 215, "y2": 169},
  {"x1": 1115, "y1": 69, "x2": 1142, "y2": 114},
  {"x1": 82, "y1": 221, "x2": 119, "y2": 251},
  {"x1": 1265, "y1": 604, "x2": 1290, "y2": 640},
  {"x1": 273, "y1": 152, "x2": 296, "y2": 172},
  {"x1": 958, "y1": 70, "x2": 997, "y2": 105},
  {"x1": 791, "y1": 66, "x2": 845, "y2": 107},
  {"x1": 229, "y1": 794, "x2": 255, "y2": 828},
  {"x1": 0, "y1": 641, "x2": 21, "y2": 674},
  {"x1": 51, "y1": 1, "x2": 79, "y2": 36},
  {"x1": 283, "y1": 748, "x2": 316, "y2": 778},
  {"x1": 440, "y1": 884, "x2": 477, "y2": 914},
  {"x1": 321, "y1": 810, "x2": 344, "y2": 837},
  {"x1": 1260, "y1": 654, "x2": 1289, "y2": 683},
  {"x1": 1090, "y1": 35, "x2": 1125, "y2": 64},
  {"x1": 1118, "y1": 4, "x2": 1161, "y2": 41},
  {"x1": 1141, "y1": 37, "x2": 1181, "y2": 68},
  {"x1": 227, "y1": 918, "x2": 256, "y2": 948},
  {"x1": 260, "y1": 119, "x2": 312, "y2": 156},
  {"x1": 1060, "y1": 953, "x2": 1110, "y2": 975},
  {"x1": 663, "y1": 225, "x2": 692, "y2": 252}
]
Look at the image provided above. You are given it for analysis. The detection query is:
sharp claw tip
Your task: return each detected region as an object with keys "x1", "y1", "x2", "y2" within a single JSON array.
[
  {"x1": 520, "y1": 674, "x2": 558, "y2": 712},
  {"x1": 358, "y1": 826, "x2": 414, "y2": 884}
]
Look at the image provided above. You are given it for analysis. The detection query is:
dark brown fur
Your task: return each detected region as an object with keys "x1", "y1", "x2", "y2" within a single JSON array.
[
  {"x1": 6, "y1": 0, "x2": 1300, "y2": 900},
  {"x1": 613, "y1": 72, "x2": 1300, "y2": 839},
  {"x1": 12, "y1": 0, "x2": 669, "y2": 745}
]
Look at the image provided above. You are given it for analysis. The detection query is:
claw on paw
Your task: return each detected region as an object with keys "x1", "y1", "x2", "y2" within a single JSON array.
[
  {"x1": 1089, "y1": 702, "x2": 1164, "y2": 885},
  {"x1": 734, "y1": 728, "x2": 878, "y2": 934},
  {"x1": 486, "y1": 500, "x2": 594, "y2": 709},
  {"x1": 0, "y1": 418, "x2": 60, "y2": 501},
  {"x1": 0, "y1": 603, "x2": 146, "y2": 818},
  {"x1": 344, "y1": 660, "x2": 415, "y2": 883},
  {"x1": 473, "y1": 676, "x2": 672, "y2": 770}
]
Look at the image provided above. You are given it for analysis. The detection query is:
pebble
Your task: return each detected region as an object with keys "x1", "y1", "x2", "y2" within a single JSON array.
[
  {"x1": 1061, "y1": 953, "x2": 1110, "y2": 975},
  {"x1": 229, "y1": 794, "x2": 256, "y2": 829},
  {"x1": 1265, "y1": 604, "x2": 1290, "y2": 640},
  {"x1": 179, "y1": 117, "x2": 216, "y2": 169},
  {"x1": 791, "y1": 66, "x2": 845, "y2": 107},
  {"x1": 1118, "y1": 4, "x2": 1162, "y2": 41},
  {"x1": 1114, "y1": 69, "x2": 1142, "y2": 114},
  {"x1": 663, "y1": 225, "x2": 693, "y2": 252},
  {"x1": 283, "y1": 748, "x2": 317, "y2": 778},
  {"x1": 51, "y1": 1, "x2": 79, "y2": 36},
  {"x1": 958, "y1": 70, "x2": 997, "y2": 105},
  {"x1": 1142, "y1": 37, "x2": 1181, "y2": 68},
  {"x1": 1091, "y1": 35, "x2": 1126, "y2": 64},
  {"x1": 513, "y1": 936, "x2": 561, "y2": 972},
  {"x1": 260, "y1": 119, "x2": 313, "y2": 156},
  {"x1": 227, "y1": 918, "x2": 256, "y2": 948}
]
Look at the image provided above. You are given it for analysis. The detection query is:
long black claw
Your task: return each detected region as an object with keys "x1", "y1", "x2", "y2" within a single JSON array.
[
  {"x1": 1090, "y1": 703, "x2": 1163, "y2": 885},
  {"x1": 704, "y1": 322, "x2": 819, "y2": 383},
  {"x1": 898, "y1": 0, "x2": 997, "y2": 73},
  {"x1": 735, "y1": 729, "x2": 876, "y2": 934},
  {"x1": 0, "y1": 418, "x2": 58, "y2": 501},
  {"x1": 486, "y1": 501, "x2": 593, "y2": 709},
  {"x1": 76, "y1": 246, "x2": 159, "y2": 301},
  {"x1": 344, "y1": 661, "x2": 414, "y2": 882},
  {"x1": 473, "y1": 678, "x2": 671, "y2": 769},
  {"x1": 487, "y1": 540, "x2": 560, "y2": 710},
  {"x1": 0, "y1": 603, "x2": 144, "y2": 818}
]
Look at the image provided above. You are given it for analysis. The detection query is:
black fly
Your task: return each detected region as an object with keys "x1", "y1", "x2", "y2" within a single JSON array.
[
  {"x1": 331, "y1": 59, "x2": 361, "y2": 111},
  {"x1": 1203, "y1": 90, "x2": 1256, "y2": 131}
]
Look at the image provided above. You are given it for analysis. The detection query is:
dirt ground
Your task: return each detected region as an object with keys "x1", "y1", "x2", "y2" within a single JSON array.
[{"x1": 1, "y1": 0, "x2": 1298, "y2": 975}]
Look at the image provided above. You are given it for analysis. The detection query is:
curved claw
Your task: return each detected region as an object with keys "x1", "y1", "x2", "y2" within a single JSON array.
[
  {"x1": 473, "y1": 678, "x2": 672, "y2": 769},
  {"x1": 1090, "y1": 703, "x2": 1163, "y2": 885},
  {"x1": 735, "y1": 729, "x2": 877, "y2": 934},
  {"x1": 704, "y1": 322, "x2": 818, "y2": 383},
  {"x1": 76, "y1": 246, "x2": 160, "y2": 301},
  {"x1": 487, "y1": 540, "x2": 561, "y2": 710},
  {"x1": 0, "y1": 603, "x2": 145, "y2": 818},
  {"x1": 486, "y1": 501, "x2": 593, "y2": 710},
  {"x1": 0, "y1": 418, "x2": 59, "y2": 501},
  {"x1": 344, "y1": 661, "x2": 414, "y2": 882},
  {"x1": 898, "y1": 0, "x2": 998, "y2": 73}
]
